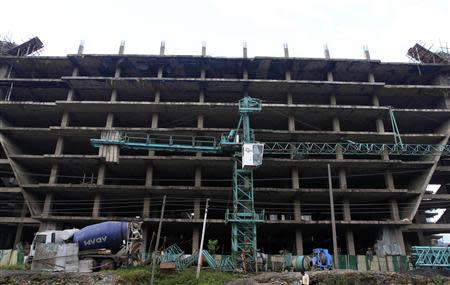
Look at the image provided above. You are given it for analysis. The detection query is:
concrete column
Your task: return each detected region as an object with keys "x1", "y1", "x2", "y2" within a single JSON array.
[
  {"x1": 294, "y1": 199, "x2": 301, "y2": 221},
  {"x1": 38, "y1": 222, "x2": 57, "y2": 232},
  {"x1": 141, "y1": 225, "x2": 148, "y2": 256},
  {"x1": 346, "y1": 228, "x2": 356, "y2": 255},
  {"x1": 151, "y1": 113, "x2": 159, "y2": 129},
  {"x1": 110, "y1": 89, "x2": 118, "y2": 102},
  {"x1": 42, "y1": 193, "x2": 53, "y2": 217},
  {"x1": 197, "y1": 115, "x2": 204, "y2": 129},
  {"x1": 395, "y1": 228, "x2": 406, "y2": 255},
  {"x1": 339, "y1": 169, "x2": 347, "y2": 190},
  {"x1": 106, "y1": 113, "x2": 114, "y2": 128},
  {"x1": 195, "y1": 167, "x2": 201, "y2": 187},
  {"x1": 342, "y1": 198, "x2": 351, "y2": 221},
  {"x1": 192, "y1": 227, "x2": 200, "y2": 253},
  {"x1": 145, "y1": 166, "x2": 153, "y2": 186},
  {"x1": 417, "y1": 231, "x2": 427, "y2": 245},
  {"x1": 327, "y1": 72, "x2": 334, "y2": 82},
  {"x1": 287, "y1": 93, "x2": 295, "y2": 131},
  {"x1": 66, "y1": 89, "x2": 75, "y2": 101},
  {"x1": 389, "y1": 199, "x2": 400, "y2": 221},
  {"x1": 143, "y1": 197, "x2": 150, "y2": 218},
  {"x1": 49, "y1": 164, "x2": 58, "y2": 184},
  {"x1": 291, "y1": 167, "x2": 300, "y2": 189},
  {"x1": 384, "y1": 170, "x2": 395, "y2": 190},
  {"x1": 61, "y1": 112, "x2": 70, "y2": 127},
  {"x1": 194, "y1": 198, "x2": 200, "y2": 219},
  {"x1": 295, "y1": 228, "x2": 304, "y2": 255},
  {"x1": 92, "y1": 194, "x2": 101, "y2": 218},
  {"x1": 12, "y1": 203, "x2": 28, "y2": 248},
  {"x1": 97, "y1": 165, "x2": 106, "y2": 185},
  {"x1": 54, "y1": 137, "x2": 64, "y2": 155},
  {"x1": 288, "y1": 116, "x2": 295, "y2": 132}
]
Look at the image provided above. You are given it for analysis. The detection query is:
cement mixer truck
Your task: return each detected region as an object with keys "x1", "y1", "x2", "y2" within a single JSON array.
[{"x1": 26, "y1": 221, "x2": 143, "y2": 271}]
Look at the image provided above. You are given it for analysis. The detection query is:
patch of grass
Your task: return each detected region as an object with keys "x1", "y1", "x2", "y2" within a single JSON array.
[
  {"x1": 115, "y1": 267, "x2": 241, "y2": 285},
  {"x1": 0, "y1": 264, "x2": 25, "y2": 270}
]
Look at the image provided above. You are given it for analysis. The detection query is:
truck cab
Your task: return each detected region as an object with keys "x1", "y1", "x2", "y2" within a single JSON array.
[{"x1": 26, "y1": 229, "x2": 79, "y2": 264}]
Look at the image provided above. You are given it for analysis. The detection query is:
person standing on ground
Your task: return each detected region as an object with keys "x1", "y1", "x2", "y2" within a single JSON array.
[{"x1": 366, "y1": 247, "x2": 374, "y2": 270}]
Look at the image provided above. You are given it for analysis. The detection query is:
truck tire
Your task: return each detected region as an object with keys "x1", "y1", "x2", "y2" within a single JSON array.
[{"x1": 99, "y1": 258, "x2": 115, "y2": 270}]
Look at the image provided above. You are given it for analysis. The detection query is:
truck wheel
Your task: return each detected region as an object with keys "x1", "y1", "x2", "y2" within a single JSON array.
[{"x1": 99, "y1": 259, "x2": 115, "y2": 270}]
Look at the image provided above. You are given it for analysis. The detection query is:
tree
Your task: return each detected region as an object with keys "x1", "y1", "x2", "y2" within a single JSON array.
[{"x1": 207, "y1": 239, "x2": 219, "y2": 255}]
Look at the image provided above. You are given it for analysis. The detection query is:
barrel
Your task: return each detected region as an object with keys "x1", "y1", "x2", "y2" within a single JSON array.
[
  {"x1": 292, "y1": 255, "x2": 311, "y2": 271},
  {"x1": 74, "y1": 221, "x2": 129, "y2": 251}
]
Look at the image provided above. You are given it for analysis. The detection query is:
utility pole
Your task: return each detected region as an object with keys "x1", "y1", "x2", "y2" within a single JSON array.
[
  {"x1": 196, "y1": 198, "x2": 210, "y2": 279},
  {"x1": 327, "y1": 164, "x2": 338, "y2": 269},
  {"x1": 150, "y1": 195, "x2": 166, "y2": 285}
]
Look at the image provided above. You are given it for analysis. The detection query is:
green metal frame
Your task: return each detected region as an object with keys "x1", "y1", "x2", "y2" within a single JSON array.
[
  {"x1": 411, "y1": 246, "x2": 450, "y2": 269},
  {"x1": 264, "y1": 141, "x2": 450, "y2": 156},
  {"x1": 224, "y1": 97, "x2": 264, "y2": 271}
]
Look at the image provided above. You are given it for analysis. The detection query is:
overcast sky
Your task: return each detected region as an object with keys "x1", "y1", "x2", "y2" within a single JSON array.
[{"x1": 2, "y1": 0, "x2": 449, "y2": 61}]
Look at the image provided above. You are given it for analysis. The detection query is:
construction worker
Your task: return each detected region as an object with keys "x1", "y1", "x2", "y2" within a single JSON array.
[{"x1": 366, "y1": 247, "x2": 374, "y2": 270}]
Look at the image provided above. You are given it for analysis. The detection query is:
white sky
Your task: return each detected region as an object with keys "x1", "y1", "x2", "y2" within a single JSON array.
[{"x1": 2, "y1": 0, "x2": 449, "y2": 61}]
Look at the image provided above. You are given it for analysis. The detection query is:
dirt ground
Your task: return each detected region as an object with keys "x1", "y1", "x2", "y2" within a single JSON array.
[
  {"x1": 227, "y1": 269, "x2": 450, "y2": 285},
  {"x1": 1, "y1": 269, "x2": 449, "y2": 285},
  {"x1": 0, "y1": 270, "x2": 115, "y2": 285}
]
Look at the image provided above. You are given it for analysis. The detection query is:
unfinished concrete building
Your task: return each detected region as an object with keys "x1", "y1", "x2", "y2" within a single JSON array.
[{"x1": 0, "y1": 41, "x2": 449, "y2": 257}]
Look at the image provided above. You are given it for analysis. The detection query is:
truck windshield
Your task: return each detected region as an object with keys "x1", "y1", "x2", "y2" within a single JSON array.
[{"x1": 34, "y1": 234, "x2": 46, "y2": 244}]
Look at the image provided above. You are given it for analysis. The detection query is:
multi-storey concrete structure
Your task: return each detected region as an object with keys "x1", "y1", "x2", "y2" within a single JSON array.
[{"x1": 0, "y1": 41, "x2": 449, "y2": 257}]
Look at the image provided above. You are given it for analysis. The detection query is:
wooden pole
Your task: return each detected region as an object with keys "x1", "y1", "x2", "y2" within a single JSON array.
[
  {"x1": 327, "y1": 164, "x2": 339, "y2": 269},
  {"x1": 196, "y1": 198, "x2": 210, "y2": 279},
  {"x1": 150, "y1": 195, "x2": 166, "y2": 285}
]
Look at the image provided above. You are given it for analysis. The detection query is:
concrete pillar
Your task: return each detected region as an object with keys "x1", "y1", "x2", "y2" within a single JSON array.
[
  {"x1": 110, "y1": 89, "x2": 118, "y2": 102},
  {"x1": 294, "y1": 199, "x2": 301, "y2": 221},
  {"x1": 332, "y1": 117, "x2": 340, "y2": 131},
  {"x1": 38, "y1": 222, "x2": 57, "y2": 232},
  {"x1": 97, "y1": 165, "x2": 106, "y2": 185},
  {"x1": 291, "y1": 167, "x2": 299, "y2": 189},
  {"x1": 49, "y1": 164, "x2": 58, "y2": 184},
  {"x1": 66, "y1": 89, "x2": 75, "y2": 101},
  {"x1": 42, "y1": 193, "x2": 53, "y2": 217},
  {"x1": 141, "y1": 225, "x2": 148, "y2": 256},
  {"x1": 106, "y1": 113, "x2": 114, "y2": 128},
  {"x1": 192, "y1": 227, "x2": 200, "y2": 253},
  {"x1": 295, "y1": 228, "x2": 304, "y2": 255},
  {"x1": 287, "y1": 93, "x2": 295, "y2": 131},
  {"x1": 395, "y1": 228, "x2": 406, "y2": 255},
  {"x1": 192, "y1": 198, "x2": 201, "y2": 252},
  {"x1": 288, "y1": 116, "x2": 295, "y2": 132},
  {"x1": 195, "y1": 167, "x2": 202, "y2": 187},
  {"x1": 12, "y1": 203, "x2": 28, "y2": 248},
  {"x1": 385, "y1": 170, "x2": 395, "y2": 190},
  {"x1": 143, "y1": 197, "x2": 150, "y2": 218},
  {"x1": 194, "y1": 199, "x2": 200, "y2": 219},
  {"x1": 346, "y1": 228, "x2": 356, "y2": 255},
  {"x1": 61, "y1": 112, "x2": 70, "y2": 127},
  {"x1": 92, "y1": 194, "x2": 101, "y2": 218},
  {"x1": 330, "y1": 94, "x2": 337, "y2": 105},
  {"x1": 389, "y1": 199, "x2": 400, "y2": 221},
  {"x1": 287, "y1": 93, "x2": 293, "y2": 105},
  {"x1": 197, "y1": 115, "x2": 204, "y2": 129},
  {"x1": 417, "y1": 231, "x2": 427, "y2": 245},
  {"x1": 327, "y1": 72, "x2": 334, "y2": 82},
  {"x1": 342, "y1": 198, "x2": 351, "y2": 221},
  {"x1": 339, "y1": 169, "x2": 347, "y2": 190},
  {"x1": 54, "y1": 137, "x2": 64, "y2": 155},
  {"x1": 145, "y1": 166, "x2": 153, "y2": 187}
]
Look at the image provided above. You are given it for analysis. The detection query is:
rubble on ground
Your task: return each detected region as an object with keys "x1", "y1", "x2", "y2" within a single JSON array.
[{"x1": 226, "y1": 269, "x2": 450, "y2": 285}]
